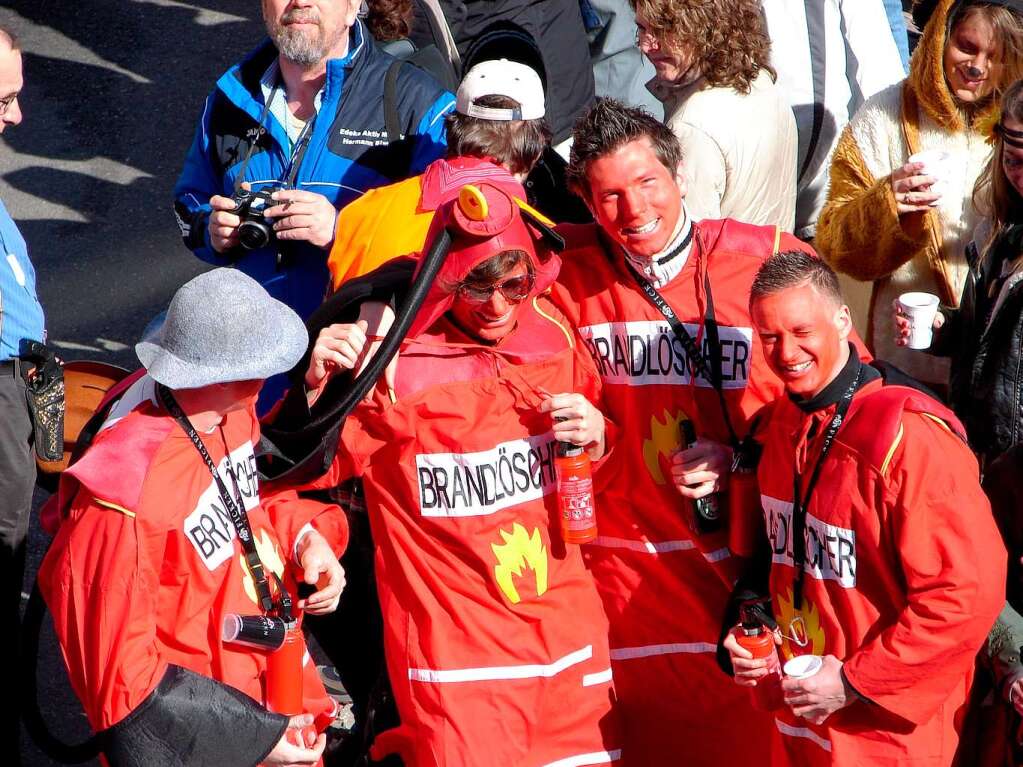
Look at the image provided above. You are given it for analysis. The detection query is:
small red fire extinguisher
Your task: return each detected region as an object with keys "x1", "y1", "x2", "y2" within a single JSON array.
[
  {"x1": 732, "y1": 602, "x2": 783, "y2": 711},
  {"x1": 265, "y1": 618, "x2": 304, "y2": 716},
  {"x1": 556, "y1": 442, "x2": 598, "y2": 544},
  {"x1": 222, "y1": 610, "x2": 314, "y2": 746}
]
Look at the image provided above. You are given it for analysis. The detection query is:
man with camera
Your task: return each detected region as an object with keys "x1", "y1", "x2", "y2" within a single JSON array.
[
  {"x1": 40, "y1": 269, "x2": 348, "y2": 766},
  {"x1": 173, "y1": 0, "x2": 454, "y2": 327}
]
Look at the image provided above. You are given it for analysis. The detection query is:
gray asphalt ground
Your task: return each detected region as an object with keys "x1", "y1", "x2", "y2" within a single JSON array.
[{"x1": 0, "y1": 3, "x2": 266, "y2": 764}]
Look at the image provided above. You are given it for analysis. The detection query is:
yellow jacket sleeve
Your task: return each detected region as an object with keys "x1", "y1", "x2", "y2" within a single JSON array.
[{"x1": 816, "y1": 127, "x2": 930, "y2": 282}]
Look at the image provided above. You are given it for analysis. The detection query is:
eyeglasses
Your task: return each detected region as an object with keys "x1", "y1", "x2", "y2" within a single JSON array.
[
  {"x1": 0, "y1": 93, "x2": 17, "y2": 117},
  {"x1": 457, "y1": 273, "x2": 535, "y2": 304}
]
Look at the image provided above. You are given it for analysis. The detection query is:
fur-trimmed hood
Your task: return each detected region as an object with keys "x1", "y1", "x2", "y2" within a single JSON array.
[{"x1": 908, "y1": 0, "x2": 1003, "y2": 131}]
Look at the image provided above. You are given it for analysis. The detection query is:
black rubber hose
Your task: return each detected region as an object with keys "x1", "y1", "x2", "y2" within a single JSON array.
[
  {"x1": 282, "y1": 225, "x2": 451, "y2": 435},
  {"x1": 21, "y1": 581, "x2": 102, "y2": 763}
]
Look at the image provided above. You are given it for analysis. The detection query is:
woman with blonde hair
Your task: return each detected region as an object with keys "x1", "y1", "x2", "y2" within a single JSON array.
[
  {"x1": 896, "y1": 78, "x2": 1023, "y2": 462},
  {"x1": 631, "y1": 0, "x2": 798, "y2": 231},
  {"x1": 893, "y1": 80, "x2": 1023, "y2": 767},
  {"x1": 816, "y1": 0, "x2": 1023, "y2": 390}
]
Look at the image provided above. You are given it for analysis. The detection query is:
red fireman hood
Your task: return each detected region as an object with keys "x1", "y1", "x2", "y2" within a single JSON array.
[
  {"x1": 409, "y1": 181, "x2": 560, "y2": 339},
  {"x1": 418, "y1": 155, "x2": 524, "y2": 210}
]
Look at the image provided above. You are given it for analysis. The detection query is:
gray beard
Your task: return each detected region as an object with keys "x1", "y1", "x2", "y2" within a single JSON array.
[
  {"x1": 274, "y1": 26, "x2": 327, "y2": 67},
  {"x1": 268, "y1": 14, "x2": 346, "y2": 68}
]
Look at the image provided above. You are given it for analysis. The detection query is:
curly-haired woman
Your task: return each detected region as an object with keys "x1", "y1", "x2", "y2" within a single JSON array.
[
  {"x1": 816, "y1": 0, "x2": 1023, "y2": 390},
  {"x1": 632, "y1": 0, "x2": 798, "y2": 231}
]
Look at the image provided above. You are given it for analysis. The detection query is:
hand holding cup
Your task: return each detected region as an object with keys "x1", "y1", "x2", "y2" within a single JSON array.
[
  {"x1": 894, "y1": 293, "x2": 942, "y2": 349},
  {"x1": 891, "y1": 151, "x2": 949, "y2": 213}
]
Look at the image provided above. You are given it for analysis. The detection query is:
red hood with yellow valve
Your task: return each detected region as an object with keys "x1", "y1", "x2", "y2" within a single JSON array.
[{"x1": 408, "y1": 182, "x2": 562, "y2": 339}]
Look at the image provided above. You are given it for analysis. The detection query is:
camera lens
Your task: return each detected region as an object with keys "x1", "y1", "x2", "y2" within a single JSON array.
[
  {"x1": 238, "y1": 219, "x2": 272, "y2": 250},
  {"x1": 696, "y1": 497, "x2": 720, "y2": 521}
]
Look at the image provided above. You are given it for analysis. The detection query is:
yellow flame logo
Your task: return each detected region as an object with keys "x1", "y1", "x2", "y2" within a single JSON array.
[
  {"x1": 642, "y1": 409, "x2": 688, "y2": 484},
  {"x1": 491, "y1": 523, "x2": 548, "y2": 605},
  {"x1": 239, "y1": 528, "x2": 287, "y2": 607},
  {"x1": 776, "y1": 586, "x2": 826, "y2": 660}
]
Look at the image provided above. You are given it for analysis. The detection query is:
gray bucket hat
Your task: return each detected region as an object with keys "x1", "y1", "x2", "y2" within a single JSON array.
[{"x1": 136, "y1": 268, "x2": 308, "y2": 389}]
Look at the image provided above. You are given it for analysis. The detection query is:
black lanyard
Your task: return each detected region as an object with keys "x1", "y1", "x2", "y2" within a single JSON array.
[
  {"x1": 232, "y1": 84, "x2": 318, "y2": 196},
  {"x1": 624, "y1": 239, "x2": 741, "y2": 450},
  {"x1": 790, "y1": 367, "x2": 863, "y2": 612},
  {"x1": 157, "y1": 385, "x2": 291, "y2": 620}
]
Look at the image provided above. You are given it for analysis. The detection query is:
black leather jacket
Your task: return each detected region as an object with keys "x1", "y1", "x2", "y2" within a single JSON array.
[{"x1": 932, "y1": 227, "x2": 1023, "y2": 461}]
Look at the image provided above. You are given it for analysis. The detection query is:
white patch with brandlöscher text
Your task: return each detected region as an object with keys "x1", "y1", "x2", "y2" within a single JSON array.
[
  {"x1": 416, "y1": 434, "x2": 558, "y2": 518},
  {"x1": 184, "y1": 442, "x2": 260, "y2": 571},
  {"x1": 762, "y1": 495, "x2": 857, "y2": 589},
  {"x1": 579, "y1": 320, "x2": 752, "y2": 388}
]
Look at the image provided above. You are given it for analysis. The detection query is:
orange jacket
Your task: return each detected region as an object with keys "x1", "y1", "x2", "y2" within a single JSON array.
[
  {"x1": 311, "y1": 298, "x2": 623, "y2": 767},
  {"x1": 39, "y1": 377, "x2": 346, "y2": 735},
  {"x1": 327, "y1": 173, "x2": 428, "y2": 291},
  {"x1": 758, "y1": 364, "x2": 1006, "y2": 766},
  {"x1": 550, "y1": 219, "x2": 815, "y2": 766},
  {"x1": 325, "y1": 157, "x2": 526, "y2": 291}
]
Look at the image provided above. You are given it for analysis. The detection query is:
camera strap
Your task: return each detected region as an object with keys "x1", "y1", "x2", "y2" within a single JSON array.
[
  {"x1": 281, "y1": 115, "x2": 316, "y2": 188},
  {"x1": 625, "y1": 252, "x2": 741, "y2": 450},
  {"x1": 789, "y1": 366, "x2": 862, "y2": 613},
  {"x1": 231, "y1": 85, "x2": 317, "y2": 196},
  {"x1": 157, "y1": 385, "x2": 289, "y2": 618},
  {"x1": 232, "y1": 96, "x2": 273, "y2": 198}
]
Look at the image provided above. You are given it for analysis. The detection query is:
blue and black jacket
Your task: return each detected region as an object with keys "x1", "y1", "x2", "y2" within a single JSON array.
[{"x1": 173, "y1": 20, "x2": 454, "y2": 321}]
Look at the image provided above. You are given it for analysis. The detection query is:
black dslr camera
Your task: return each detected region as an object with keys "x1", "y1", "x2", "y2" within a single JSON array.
[{"x1": 230, "y1": 187, "x2": 277, "y2": 250}]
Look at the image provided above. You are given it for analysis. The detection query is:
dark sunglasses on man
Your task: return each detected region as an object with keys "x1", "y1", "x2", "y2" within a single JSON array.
[{"x1": 457, "y1": 273, "x2": 535, "y2": 304}]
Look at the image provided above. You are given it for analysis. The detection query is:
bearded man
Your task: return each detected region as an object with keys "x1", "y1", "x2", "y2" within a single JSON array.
[{"x1": 174, "y1": 0, "x2": 454, "y2": 408}]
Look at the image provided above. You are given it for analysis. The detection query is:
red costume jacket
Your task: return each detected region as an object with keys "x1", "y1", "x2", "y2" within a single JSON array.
[
  {"x1": 39, "y1": 376, "x2": 346, "y2": 751},
  {"x1": 551, "y1": 219, "x2": 814, "y2": 766},
  {"x1": 758, "y1": 358, "x2": 1006, "y2": 766},
  {"x1": 314, "y1": 296, "x2": 623, "y2": 767}
]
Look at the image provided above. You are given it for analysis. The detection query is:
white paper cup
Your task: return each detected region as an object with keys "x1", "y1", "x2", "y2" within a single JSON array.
[
  {"x1": 783, "y1": 655, "x2": 823, "y2": 680},
  {"x1": 908, "y1": 150, "x2": 952, "y2": 206},
  {"x1": 898, "y1": 291, "x2": 941, "y2": 350}
]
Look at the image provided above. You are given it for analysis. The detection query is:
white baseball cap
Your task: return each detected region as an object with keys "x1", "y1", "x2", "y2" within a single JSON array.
[{"x1": 455, "y1": 58, "x2": 545, "y2": 121}]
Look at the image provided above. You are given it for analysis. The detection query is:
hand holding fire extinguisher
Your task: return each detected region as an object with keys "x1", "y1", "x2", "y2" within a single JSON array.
[
  {"x1": 265, "y1": 713, "x2": 326, "y2": 765},
  {"x1": 222, "y1": 529, "x2": 343, "y2": 762},
  {"x1": 722, "y1": 600, "x2": 784, "y2": 711},
  {"x1": 540, "y1": 391, "x2": 606, "y2": 545},
  {"x1": 540, "y1": 392, "x2": 606, "y2": 460}
]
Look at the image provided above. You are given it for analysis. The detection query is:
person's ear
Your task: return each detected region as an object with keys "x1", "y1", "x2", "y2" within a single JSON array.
[
  {"x1": 835, "y1": 304, "x2": 852, "y2": 341},
  {"x1": 675, "y1": 162, "x2": 687, "y2": 199},
  {"x1": 345, "y1": 0, "x2": 362, "y2": 27}
]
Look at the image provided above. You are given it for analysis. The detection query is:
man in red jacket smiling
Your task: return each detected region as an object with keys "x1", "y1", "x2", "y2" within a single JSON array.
[
  {"x1": 551, "y1": 97, "x2": 817, "y2": 766},
  {"x1": 728, "y1": 250, "x2": 1005, "y2": 766}
]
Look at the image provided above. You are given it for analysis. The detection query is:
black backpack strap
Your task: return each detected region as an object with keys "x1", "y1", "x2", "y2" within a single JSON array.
[
  {"x1": 384, "y1": 59, "x2": 403, "y2": 145},
  {"x1": 869, "y1": 359, "x2": 942, "y2": 401}
]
